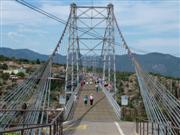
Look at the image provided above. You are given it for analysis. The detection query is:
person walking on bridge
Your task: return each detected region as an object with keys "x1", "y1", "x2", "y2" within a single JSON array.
[
  {"x1": 80, "y1": 80, "x2": 84, "y2": 87},
  {"x1": 83, "y1": 95, "x2": 88, "y2": 105},
  {"x1": 89, "y1": 94, "x2": 94, "y2": 105},
  {"x1": 95, "y1": 84, "x2": 99, "y2": 93}
]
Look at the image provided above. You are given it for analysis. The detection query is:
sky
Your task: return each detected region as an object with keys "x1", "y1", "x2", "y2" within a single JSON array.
[{"x1": 0, "y1": 0, "x2": 180, "y2": 57}]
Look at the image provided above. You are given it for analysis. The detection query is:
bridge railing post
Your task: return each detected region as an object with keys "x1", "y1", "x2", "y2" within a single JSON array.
[
  {"x1": 136, "y1": 118, "x2": 139, "y2": 134},
  {"x1": 147, "y1": 121, "x2": 148, "y2": 135},
  {"x1": 143, "y1": 122, "x2": 145, "y2": 135},
  {"x1": 152, "y1": 122, "x2": 153, "y2": 135},
  {"x1": 56, "y1": 118, "x2": 59, "y2": 135},
  {"x1": 53, "y1": 122, "x2": 56, "y2": 135},
  {"x1": 140, "y1": 121, "x2": 141, "y2": 135},
  {"x1": 136, "y1": 119, "x2": 180, "y2": 135},
  {"x1": 157, "y1": 124, "x2": 160, "y2": 135},
  {"x1": 60, "y1": 111, "x2": 63, "y2": 135},
  {"x1": 165, "y1": 125, "x2": 168, "y2": 135},
  {"x1": 21, "y1": 129, "x2": 24, "y2": 135},
  {"x1": 49, "y1": 125, "x2": 52, "y2": 135}
]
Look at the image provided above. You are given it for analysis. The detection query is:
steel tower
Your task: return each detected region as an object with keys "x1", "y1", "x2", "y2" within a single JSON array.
[{"x1": 65, "y1": 3, "x2": 117, "y2": 102}]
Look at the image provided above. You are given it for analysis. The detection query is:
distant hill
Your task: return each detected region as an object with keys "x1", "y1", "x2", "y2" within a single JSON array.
[
  {"x1": 0, "y1": 47, "x2": 180, "y2": 77},
  {"x1": 115, "y1": 53, "x2": 180, "y2": 77},
  {"x1": 0, "y1": 47, "x2": 66, "y2": 64}
]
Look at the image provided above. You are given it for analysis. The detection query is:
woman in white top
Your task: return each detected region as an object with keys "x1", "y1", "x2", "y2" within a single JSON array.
[{"x1": 89, "y1": 94, "x2": 94, "y2": 105}]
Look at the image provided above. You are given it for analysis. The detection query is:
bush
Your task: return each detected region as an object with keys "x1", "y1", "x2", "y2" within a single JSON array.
[
  {"x1": 0, "y1": 63, "x2": 8, "y2": 70},
  {"x1": 16, "y1": 72, "x2": 25, "y2": 78},
  {"x1": 36, "y1": 59, "x2": 40, "y2": 64},
  {"x1": 0, "y1": 55, "x2": 10, "y2": 61},
  {"x1": 19, "y1": 58, "x2": 30, "y2": 63},
  {"x1": 11, "y1": 72, "x2": 15, "y2": 75},
  {"x1": 1, "y1": 73, "x2": 10, "y2": 80}
]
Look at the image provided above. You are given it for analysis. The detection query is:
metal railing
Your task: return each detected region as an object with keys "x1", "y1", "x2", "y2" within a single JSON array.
[
  {"x1": 100, "y1": 85, "x2": 121, "y2": 119},
  {"x1": 64, "y1": 84, "x2": 80, "y2": 120},
  {"x1": 0, "y1": 109, "x2": 64, "y2": 135},
  {"x1": 136, "y1": 118, "x2": 180, "y2": 135}
]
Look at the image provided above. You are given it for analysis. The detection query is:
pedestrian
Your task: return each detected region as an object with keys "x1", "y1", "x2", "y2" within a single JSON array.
[
  {"x1": 21, "y1": 103, "x2": 27, "y2": 114},
  {"x1": 83, "y1": 95, "x2": 88, "y2": 105},
  {"x1": 74, "y1": 94, "x2": 77, "y2": 102},
  {"x1": 108, "y1": 83, "x2": 112, "y2": 92},
  {"x1": 89, "y1": 94, "x2": 94, "y2": 105},
  {"x1": 96, "y1": 79, "x2": 99, "y2": 84},
  {"x1": 95, "y1": 84, "x2": 99, "y2": 92},
  {"x1": 81, "y1": 80, "x2": 83, "y2": 87},
  {"x1": 84, "y1": 80, "x2": 86, "y2": 85}
]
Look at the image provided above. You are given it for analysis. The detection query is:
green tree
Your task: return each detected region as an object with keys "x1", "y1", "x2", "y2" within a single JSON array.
[
  {"x1": 0, "y1": 63, "x2": 8, "y2": 70},
  {"x1": 0, "y1": 55, "x2": 10, "y2": 61},
  {"x1": 2, "y1": 73, "x2": 10, "y2": 80},
  {"x1": 36, "y1": 59, "x2": 40, "y2": 64},
  {"x1": 17, "y1": 72, "x2": 25, "y2": 78},
  {"x1": 31, "y1": 61, "x2": 35, "y2": 64},
  {"x1": 11, "y1": 72, "x2": 15, "y2": 75}
]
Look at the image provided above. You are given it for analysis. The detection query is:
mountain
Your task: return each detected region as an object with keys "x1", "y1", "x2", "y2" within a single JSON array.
[
  {"x1": 0, "y1": 47, "x2": 66, "y2": 64},
  {"x1": 0, "y1": 47, "x2": 180, "y2": 77},
  {"x1": 115, "y1": 53, "x2": 180, "y2": 77}
]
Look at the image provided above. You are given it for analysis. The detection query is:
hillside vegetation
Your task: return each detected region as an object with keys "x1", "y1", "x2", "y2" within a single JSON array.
[
  {"x1": 116, "y1": 72, "x2": 180, "y2": 121},
  {"x1": 0, "y1": 55, "x2": 179, "y2": 121},
  {"x1": 1, "y1": 47, "x2": 180, "y2": 77}
]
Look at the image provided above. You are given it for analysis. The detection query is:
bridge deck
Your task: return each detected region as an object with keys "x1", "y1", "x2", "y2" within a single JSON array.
[
  {"x1": 64, "y1": 77, "x2": 137, "y2": 135},
  {"x1": 72, "y1": 82, "x2": 117, "y2": 122}
]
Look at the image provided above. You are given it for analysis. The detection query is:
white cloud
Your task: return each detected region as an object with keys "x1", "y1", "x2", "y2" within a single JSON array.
[
  {"x1": 17, "y1": 24, "x2": 48, "y2": 35},
  {"x1": 1, "y1": 1, "x2": 42, "y2": 25},
  {"x1": 114, "y1": 1, "x2": 180, "y2": 33},
  {"x1": 129, "y1": 38, "x2": 180, "y2": 57},
  {"x1": 0, "y1": 0, "x2": 70, "y2": 25},
  {"x1": 110, "y1": 1, "x2": 180, "y2": 57},
  {"x1": 1, "y1": 0, "x2": 179, "y2": 57},
  {"x1": 41, "y1": 4, "x2": 69, "y2": 20},
  {"x1": 7, "y1": 31, "x2": 24, "y2": 40},
  {"x1": 2, "y1": 1, "x2": 179, "y2": 32}
]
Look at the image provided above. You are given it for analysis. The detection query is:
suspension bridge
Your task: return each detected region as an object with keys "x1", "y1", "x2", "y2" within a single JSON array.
[{"x1": 0, "y1": 0, "x2": 179, "y2": 135}]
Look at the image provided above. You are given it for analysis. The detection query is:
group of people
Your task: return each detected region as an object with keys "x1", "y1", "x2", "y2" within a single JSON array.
[
  {"x1": 83, "y1": 94, "x2": 94, "y2": 105},
  {"x1": 80, "y1": 80, "x2": 86, "y2": 87},
  {"x1": 80, "y1": 78, "x2": 101, "y2": 106}
]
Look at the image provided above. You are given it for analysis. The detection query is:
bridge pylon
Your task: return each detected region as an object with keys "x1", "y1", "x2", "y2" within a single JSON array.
[
  {"x1": 102, "y1": 4, "x2": 116, "y2": 93},
  {"x1": 65, "y1": 3, "x2": 117, "y2": 102},
  {"x1": 65, "y1": 3, "x2": 80, "y2": 102}
]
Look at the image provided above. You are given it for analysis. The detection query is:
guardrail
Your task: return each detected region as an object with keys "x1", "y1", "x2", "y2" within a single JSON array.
[
  {"x1": 0, "y1": 109, "x2": 64, "y2": 135},
  {"x1": 100, "y1": 85, "x2": 121, "y2": 119},
  {"x1": 136, "y1": 118, "x2": 180, "y2": 135},
  {"x1": 64, "y1": 84, "x2": 80, "y2": 120}
]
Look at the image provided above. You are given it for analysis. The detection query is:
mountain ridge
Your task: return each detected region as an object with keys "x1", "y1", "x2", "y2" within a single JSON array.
[{"x1": 0, "y1": 47, "x2": 179, "y2": 77}]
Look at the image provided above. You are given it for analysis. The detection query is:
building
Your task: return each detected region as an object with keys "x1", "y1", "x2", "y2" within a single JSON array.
[{"x1": 3, "y1": 67, "x2": 26, "y2": 74}]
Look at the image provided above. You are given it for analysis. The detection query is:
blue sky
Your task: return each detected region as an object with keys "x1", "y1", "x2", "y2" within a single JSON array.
[{"x1": 0, "y1": 0, "x2": 180, "y2": 57}]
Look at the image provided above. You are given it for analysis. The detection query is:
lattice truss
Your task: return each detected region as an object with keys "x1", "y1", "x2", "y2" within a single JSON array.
[{"x1": 64, "y1": 4, "x2": 117, "y2": 100}]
